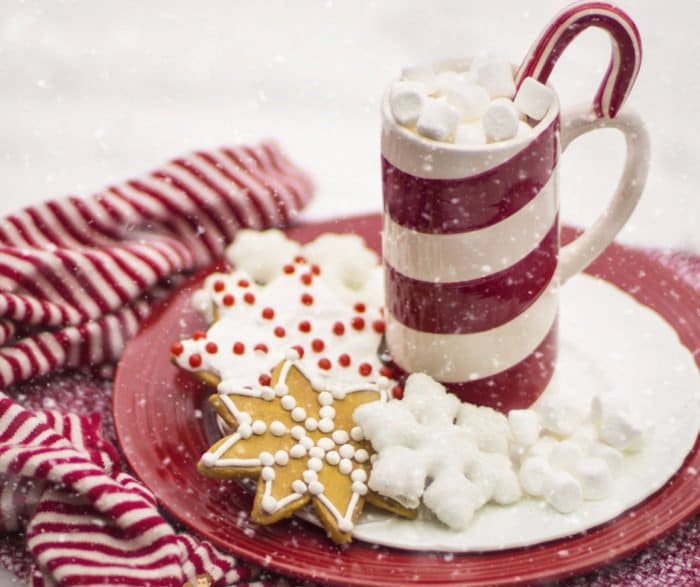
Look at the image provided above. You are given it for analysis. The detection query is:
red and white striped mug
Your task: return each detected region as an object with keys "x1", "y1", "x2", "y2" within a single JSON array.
[{"x1": 381, "y1": 2, "x2": 650, "y2": 411}]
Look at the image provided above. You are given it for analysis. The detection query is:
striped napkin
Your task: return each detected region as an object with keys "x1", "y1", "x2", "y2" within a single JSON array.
[{"x1": 0, "y1": 142, "x2": 313, "y2": 585}]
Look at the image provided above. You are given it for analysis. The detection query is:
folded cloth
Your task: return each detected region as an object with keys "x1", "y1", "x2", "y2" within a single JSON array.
[{"x1": 0, "y1": 141, "x2": 314, "y2": 585}]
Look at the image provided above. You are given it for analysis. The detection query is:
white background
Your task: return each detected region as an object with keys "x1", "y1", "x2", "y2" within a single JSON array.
[{"x1": 0, "y1": 0, "x2": 698, "y2": 583}]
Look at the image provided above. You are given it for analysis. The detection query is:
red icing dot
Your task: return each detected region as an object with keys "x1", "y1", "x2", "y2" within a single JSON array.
[
  {"x1": 318, "y1": 358, "x2": 331, "y2": 370},
  {"x1": 380, "y1": 366, "x2": 394, "y2": 378},
  {"x1": 261, "y1": 307, "x2": 275, "y2": 320},
  {"x1": 311, "y1": 264, "x2": 321, "y2": 276},
  {"x1": 237, "y1": 279, "x2": 250, "y2": 288},
  {"x1": 170, "y1": 342, "x2": 184, "y2": 356},
  {"x1": 213, "y1": 280, "x2": 225, "y2": 292},
  {"x1": 283, "y1": 264, "x2": 295, "y2": 274},
  {"x1": 300, "y1": 273, "x2": 313, "y2": 286},
  {"x1": 311, "y1": 339, "x2": 325, "y2": 353},
  {"x1": 232, "y1": 342, "x2": 245, "y2": 355},
  {"x1": 244, "y1": 292, "x2": 256, "y2": 305},
  {"x1": 294, "y1": 255, "x2": 307, "y2": 264},
  {"x1": 332, "y1": 322, "x2": 345, "y2": 336},
  {"x1": 298, "y1": 320, "x2": 311, "y2": 333},
  {"x1": 192, "y1": 330, "x2": 207, "y2": 340},
  {"x1": 359, "y1": 363, "x2": 372, "y2": 376},
  {"x1": 205, "y1": 342, "x2": 218, "y2": 354},
  {"x1": 222, "y1": 294, "x2": 235, "y2": 307},
  {"x1": 338, "y1": 353, "x2": 351, "y2": 367},
  {"x1": 354, "y1": 302, "x2": 366, "y2": 313},
  {"x1": 292, "y1": 345, "x2": 305, "y2": 358},
  {"x1": 351, "y1": 316, "x2": 365, "y2": 331},
  {"x1": 392, "y1": 385, "x2": 404, "y2": 400},
  {"x1": 254, "y1": 343, "x2": 268, "y2": 354},
  {"x1": 188, "y1": 354, "x2": 202, "y2": 368},
  {"x1": 373, "y1": 319, "x2": 386, "y2": 334},
  {"x1": 274, "y1": 326, "x2": 286, "y2": 338},
  {"x1": 259, "y1": 374, "x2": 272, "y2": 386},
  {"x1": 300, "y1": 293, "x2": 314, "y2": 306}
]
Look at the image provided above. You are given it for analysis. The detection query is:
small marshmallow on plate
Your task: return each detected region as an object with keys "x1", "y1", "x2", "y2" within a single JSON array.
[
  {"x1": 519, "y1": 456, "x2": 554, "y2": 497},
  {"x1": 536, "y1": 397, "x2": 588, "y2": 437},
  {"x1": 456, "y1": 403, "x2": 511, "y2": 454},
  {"x1": 368, "y1": 445, "x2": 428, "y2": 509},
  {"x1": 575, "y1": 457, "x2": 614, "y2": 500},
  {"x1": 454, "y1": 121, "x2": 487, "y2": 146},
  {"x1": 514, "y1": 77, "x2": 554, "y2": 121},
  {"x1": 390, "y1": 81, "x2": 428, "y2": 126},
  {"x1": 545, "y1": 470, "x2": 583, "y2": 514},
  {"x1": 445, "y1": 84, "x2": 490, "y2": 121},
  {"x1": 508, "y1": 409, "x2": 541, "y2": 447},
  {"x1": 423, "y1": 470, "x2": 486, "y2": 530},
  {"x1": 589, "y1": 442, "x2": 624, "y2": 476},
  {"x1": 526, "y1": 435, "x2": 558, "y2": 460},
  {"x1": 482, "y1": 98, "x2": 520, "y2": 142},
  {"x1": 591, "y1": 395, "x2": 649, "y2": 451},
  {"x1": 475, "y1": 58, "x2": 516, "y2": 98},
  {"x1": 416, "y1": 98, "x2": 460, "y2": 142},
  {"x1": 549, "y1": 439, "x2": 585, "y2": 475}
]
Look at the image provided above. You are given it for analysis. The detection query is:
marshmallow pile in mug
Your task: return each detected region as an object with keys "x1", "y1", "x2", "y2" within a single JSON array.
[{"x1": 390, "y1": 58, "x2": 554, "y2": 145}]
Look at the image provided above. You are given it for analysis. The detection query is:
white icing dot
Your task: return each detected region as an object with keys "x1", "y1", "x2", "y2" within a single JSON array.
[
  {"x1": 285, "y1": 348, "x2": 300, "y2": 361},
  {"x1": 318, "y1": 418, "x2": 334, "y2": 433},
  {"x1": 352, "y1": 481, "x2": 368, "y2": 496},
  {"x1": 261, "y1": 466, "x2": 275, "y2": 481},
  {"x1": 274, "y1": 450, "x2": 289, "y2": 466},
  {"x1": 350, "y1": 426, "x2": 364, "y2": 441},
  {"x1": 332, "y1": 430, "x2": 349, "y2": 445},
  {"x1": 338, "y1": 519, "x2": 353, "y2": 533},
  {"x1": 281, "y1": 395, "x2": 296, "y2": 411},
  {"x1": 290, "y1": 444, "x2": 306, "y2": 459},
  {"x1": 262, "y1": 495, "x2": 277, "y2": 513},
  {"x1": 269, "y1": 421, "x2": 286, "y2": 436},
  {"x1": 290, "y1": 425, "x2": 306, "y2": 440},
  {"x1": 339, "y1": 444, "x2": 355, "y2": 459},
  {"x1": 326, "y1": 451, "x2": 340, "y2": 465},
  {"x1": 308, "y1": 480, "x2": 325, "y2": 495},
  {"x1": 332, "y1": 388, "x2": 346, "y2": 400},
  {"x1": 304, "y1": 417, "x2": 318, "y2": 431},
  {"x1": 319, "y1": 406, "x2": 336, "y2": 420},
  {"x1": 201, "y1": 453, "x2": 216, "y2": 467},
  {"x1": 302, "y1": 469, "x2": 318, "y2": 484},
  {"x1": 339, "y1": 458, "x2": 353, "y2": 475},
  {"x1": 309, "y1": 446, "x2": 325, "y2": 459},
  {"x1": 301, "y1": 436, "x2": 315, "y2": 449},
  {"x1": 307, "y1": 457, "x2": 323, "y2": 472},
  {"x1": 238, "y1": 423, "x2": 253, "y2": 439},
  {"x1": 275, "y1": 383, "x2": 289, "y2": 397},
  {"x1": 318, "y1": 391, "x2": 333, "y2": 406},
  {"x1": 291, "y1": 407, "x2": 307, "y2": 422},
  {"x1": 252, "y1": 420, "x2": 267, "y2": 435},
  {"x1": 354, "y1": 448, "x2": 369, "y2": 463},
  {"x1": 261, "y1": 388, "x2": 275, "y2": 401},
  {"x1": 292, "y1": 479, "x2": 307, "y2": 494},
  {"x1": 237, "y1": 412, "x2": 252, "y2": 425},
  {"x1": 351, "y1": 469, "x2": 367, "y2": 483},
  {"x1": 259, "y1": 451, "x2": 274, "y2": 466}
]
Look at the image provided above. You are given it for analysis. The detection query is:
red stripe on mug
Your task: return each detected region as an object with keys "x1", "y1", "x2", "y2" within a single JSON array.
[
  {"x1": 385, "y1": 221, "x2": 558, "y2": 334},
  {"x1": 382, "y1": 117, "x2": 558, "y2": 235}
]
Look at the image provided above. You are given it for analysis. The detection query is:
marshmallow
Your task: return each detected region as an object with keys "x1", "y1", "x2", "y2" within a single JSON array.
[
  {"x1": 508, "y1": 409, "x2": 541, "y2": 447},
  {"x1": 467, "y1": 452, "x2": 522, "y2": 505},
  {"x1": 537, "y1": 398, "x2": 587, "y2": 437},
  {"x1": 445, "y1": 84, "x2": 490, "y2": 122},
  {"x1": 402, "y1": 373, "x2": 461, "y2": 426},
  {"x1": 568, "y1": 425, "x2": 598, "y2": 453},
  {"x1": 390, "y1": 81, "x2": 428, "y2": 126},
  {"x1": 475, "y1": 59, "x2": 516, "y2": 98},
  {"x1": 514, "y1": 77, "x2": 554, "y2": 120},
  {"x1": 456, "y1": 403, "x2": 511, "y2": 454},
  {"x1": 482, "y1": 98, "x2": 520, "y2": 142},
  {"x1": 589, "y1": 442, "x2": 624, "y2": 477},
  {"x1": 519, "y1": 456, "x2": 553, "y2": 497},
  {"x1": 423, "y1": 470, "x2": 486, "y2": 530},
  {"x1": 454, "y1": 121, "x2": 487, "y2": 146},
  {"x1": 367, "y1": 445, "x2": 428, "y2": 509},
  {"x1": 353, "y1": 400, "x2": 420, "y2": 451},
  {"x1": 526, "y1": 435, "x2": 558, "y2": 460},
  {"x1": 416, "y1": 98, "x2": 460, "y2": 142},
  {"x1": 549, "y1": 440, "x2": 584, "y2": 474},
  {"x1": 592, "y1": 395, "x2": 648, "y2": 452},
  {"x1": 575, "y1": 457, "x2": 614, "y2": 500},
  {"x1": 545, "y1": 470, "x2": 583, "y2": 514}
]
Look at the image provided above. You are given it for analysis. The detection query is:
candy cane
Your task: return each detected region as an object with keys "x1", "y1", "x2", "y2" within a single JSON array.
[{"x1": 515, "y1": 1, "x2": 642, "y2": 118}]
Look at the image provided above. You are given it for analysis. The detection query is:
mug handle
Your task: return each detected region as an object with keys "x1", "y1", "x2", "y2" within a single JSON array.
[{"x1": 557, "y1": 104, "x2": 650, "y2": 284}]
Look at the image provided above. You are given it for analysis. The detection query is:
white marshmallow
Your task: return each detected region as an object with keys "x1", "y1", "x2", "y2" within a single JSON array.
[
  {"x1": 519, "y1": 456, "x2": 553, "y2": 497},
  {"x1": 390, "y1": 81, "x2": 428, "y2": 126},
  {"x1": 592, "y1": 395, "x2": 648, "y2": 452},
  {"x1": 482, "y1": 98, "x2": 520, "y2": 142},
  {"x1": 537, "y1": 398, "x2": 587, "y2": 437},
  {"x1": 545, "y1": 470, "x2": 583, "y2": 514},
  {"x1": 589, "y1": 442, "x2": 624, "y2": 477},
  {"x1": 367, "y1": 445, "x2": 428, "y2": 509},
  {"x1": 575, "y1": 457, "x2": 614, "y2": 500},
  {"x1": 416, "y1": 98, "x2": 460, "y2": 142},
  {"x1": 526, "y1": 435, "x2": 558, "y2": 460},
  {"x1": 457, "y1": 403, "x2": 511, "y2": 454},
  {"x1": 508, "y1": 409, "x2": 541, "y2": 447},
  {"x1": 475, "y1": 59, "x2": 516, "y2": 98},
  {"x1": 549, "y1": 440, "x2": 584, "y2": 474},
  {"x1": 514, "y1": 77, "x2": 554, "y2": 120},
  {"x1": 454, "y1": 121, "x2": 487, "y2": 146},
  {"x1": 568, "y1": 425, "x2": 598, "y2": 453},
  {"x1": 467, "y1": 452, "x2": 521, "y2": 505},
  {"x1": 423, "y1": 470, "x2": 486, "y2": 530},
  {"x1": 445, "y1": 84, "x2": 490, "y2": 121}
]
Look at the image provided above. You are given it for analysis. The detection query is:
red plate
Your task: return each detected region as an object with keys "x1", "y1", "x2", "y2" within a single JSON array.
[{"x1": 113, "y1": 213, "x2": 700, "y2": 586}]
